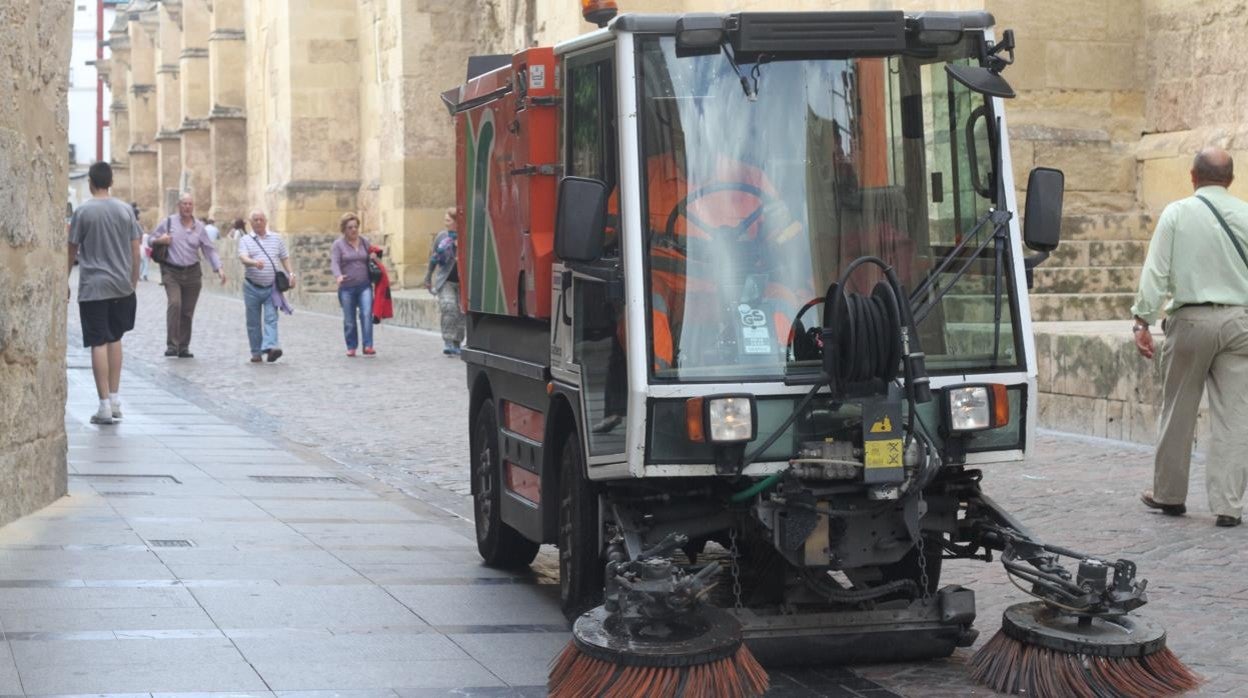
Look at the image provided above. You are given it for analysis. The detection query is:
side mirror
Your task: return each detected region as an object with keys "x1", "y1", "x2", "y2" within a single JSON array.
[
  {"x1": 555, "y1": 176, "x2": 608, "y2": 263},
  {"x1": 1024, "y1": 167, "x2": 1064, "y2": 252}
]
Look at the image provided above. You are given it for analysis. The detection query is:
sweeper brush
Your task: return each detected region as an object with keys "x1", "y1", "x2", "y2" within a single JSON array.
[
  {"x1": 548, "y1": 535, "x2": 769, "y2": 698},
  {"x1": 548, "y1": 605, "x2": 768, "y2": 698},
  {"x1": 968, "y1": 528, "x2": 1202, "y2": 697}
]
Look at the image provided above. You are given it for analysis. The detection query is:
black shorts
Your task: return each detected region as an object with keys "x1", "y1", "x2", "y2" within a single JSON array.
[{"x1": 79, "y1": 293, "x2": 137, "y2": 348}]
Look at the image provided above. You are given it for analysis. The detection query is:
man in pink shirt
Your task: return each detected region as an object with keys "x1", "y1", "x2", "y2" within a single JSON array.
[{"x1": 149, "y1": 193, "x2": 227, "y2": 357}]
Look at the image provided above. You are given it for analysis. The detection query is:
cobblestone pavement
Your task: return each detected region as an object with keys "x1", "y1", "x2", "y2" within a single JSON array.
[{"x1": 68, "y1": 278, "x2": 1247, "y2": 696}]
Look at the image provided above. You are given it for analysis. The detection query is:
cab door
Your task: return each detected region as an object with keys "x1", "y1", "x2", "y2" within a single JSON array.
[{"x1": 555, "y1": 46, "x2": 628, "y2": 463}]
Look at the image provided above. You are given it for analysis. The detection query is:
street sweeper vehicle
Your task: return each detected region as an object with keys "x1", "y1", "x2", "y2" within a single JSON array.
[{"x1": 443, "y1": 4, "x2": 1200, "y2": 696}]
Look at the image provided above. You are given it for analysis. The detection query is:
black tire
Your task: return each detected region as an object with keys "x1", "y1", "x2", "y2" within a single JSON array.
[
  {"x1": 558, "y1": 431, "x2": 604, "y2": 620},
  {"x1": 470, "y1": 399, "x2": 540, "y2": 568}
]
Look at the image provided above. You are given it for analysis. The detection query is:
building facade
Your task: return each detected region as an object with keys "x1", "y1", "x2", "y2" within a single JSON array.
[{"x1": 99, "y1": 0, "x2": 1247, "y2": 303}]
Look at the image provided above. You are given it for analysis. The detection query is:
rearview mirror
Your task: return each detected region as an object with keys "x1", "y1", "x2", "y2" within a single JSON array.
[
  {"x1": 555, "y1": 177, "x2": 608, "y2": 263},
  {"x1": 1024, "y1": 167, "x2": 1064, "y2": 252},
  {"x1": 945, "y1": 63, "x2": 1016, "y2": 99}
]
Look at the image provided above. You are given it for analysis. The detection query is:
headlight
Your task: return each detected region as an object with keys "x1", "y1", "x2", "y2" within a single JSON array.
[
  {"x1": 686, "y1": 395, "x2": 756, "y2": 444},
  {"x1": 944, "y1": 384, "x2": 1009, "y2": 433}
]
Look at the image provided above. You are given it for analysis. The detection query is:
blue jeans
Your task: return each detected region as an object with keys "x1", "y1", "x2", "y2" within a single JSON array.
[
  {"x1": 243, "y1": 280, "x2": 279, "y2": 355},
  {"x1": 338, "y1": 284, "x2": 374, "y2": 350}
]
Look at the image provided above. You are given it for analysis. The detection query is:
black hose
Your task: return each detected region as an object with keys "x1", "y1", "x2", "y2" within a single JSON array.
[{"x1": 821, "y1": 256, "x2": 929, "y2": 402}]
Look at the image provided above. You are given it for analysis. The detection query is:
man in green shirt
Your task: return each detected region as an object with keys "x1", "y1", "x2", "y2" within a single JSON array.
[{"x1": 1132, "y1": 147, "x2": 1248, "y2": 528}]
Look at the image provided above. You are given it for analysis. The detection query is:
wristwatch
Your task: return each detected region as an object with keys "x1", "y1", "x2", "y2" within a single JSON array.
[{"x1": 1132, "y1": 321, "x2": 1149, "y2": 334}]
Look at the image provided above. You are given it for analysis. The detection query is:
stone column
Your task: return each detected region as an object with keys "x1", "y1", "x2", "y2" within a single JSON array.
[
  {"x1": 0, "y1": 0, "x2": 71, "y2": 525},
  {"x1": 248, "y1": 0, "x2": 361, "y2": 291},
  {"x1": 102, "y1": 16, "x2": 132, "y2": 201},
  {"x1": 386, "y1": 2, "x2": 479, "y2": 286},
  {"x1": 179, "y1": 0, "x2": 212, "y2": 207},
  {"x1": 208, "y1": 0, "x2": 247, "y2": 223},
  {"x1": 127, "y1": 6, "x2": 160, "y2": 229},
  {"x1": 156, "y1": 1, "x2": 183, "y2": 215}
]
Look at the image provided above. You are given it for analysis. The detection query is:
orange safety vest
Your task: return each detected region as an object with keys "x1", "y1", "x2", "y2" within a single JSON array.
[{"x1": 610, "y1": 154, "x2": 804, "y2": 370}]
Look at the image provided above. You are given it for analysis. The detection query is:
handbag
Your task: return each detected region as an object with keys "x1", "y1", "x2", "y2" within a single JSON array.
[
  {"x1": 367, "y1": 248, "x2": 382, "y2": 284},
  {"x1": 249, "y1": 233, "x2": 291, "y2": 292},
  {"x1": 149, "y1": 216, "x2": 172, "y2": 265}
]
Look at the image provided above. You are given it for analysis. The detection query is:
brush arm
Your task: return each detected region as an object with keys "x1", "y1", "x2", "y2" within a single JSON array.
[{"x1": 961, "y1": 489, "x2": 1147, "y2": 617}]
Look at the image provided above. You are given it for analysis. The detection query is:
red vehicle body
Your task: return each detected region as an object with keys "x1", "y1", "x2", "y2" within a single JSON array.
[{"x1": 448, "y1": 48, "x2": 559, "y2": 320}]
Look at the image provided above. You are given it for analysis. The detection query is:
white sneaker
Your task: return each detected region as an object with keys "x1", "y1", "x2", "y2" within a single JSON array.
[
  {"x1": 90, "y1": 408, "x2": 115, "y2": 425},
  {"x1": 110, "y1": 401, "x2": 123, "y2": 420}
]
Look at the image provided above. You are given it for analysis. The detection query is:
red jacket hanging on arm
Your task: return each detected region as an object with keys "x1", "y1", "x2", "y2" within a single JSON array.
[{"x1": 369, "y1": 244, "x2": 394, "y2": 323}]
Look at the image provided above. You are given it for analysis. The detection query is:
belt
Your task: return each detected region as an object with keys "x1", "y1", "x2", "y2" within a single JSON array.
[
  {"x1": 162, "y1": 262, "x2": 199, "y2": 271},
  {"x1": 245, "y1": 279, "x2": 273, "y2": 289},
  {"x1": 1184, "y1": 302, "x2": 1239, "y2": 309}
]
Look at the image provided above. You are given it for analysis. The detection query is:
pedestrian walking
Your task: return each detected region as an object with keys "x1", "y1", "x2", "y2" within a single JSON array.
[
  {"x1": 424, "y1": 207, "x2": 465, "y2": 356},
  {"x1": 238, "y1": 209, "x2": 296, "y2": 363},
  {"x1": 204, "y1": 218, "x2": 220, "y2": 241},
  {"x1": 139, "y1": 229, "x2": 151, "y2": 281},
  {"x1": 228, "y1": 218, "x2": 247, "y2": 240},
  {"x1": 66, "y1": 162, "x2": 142, "y2": 425},
  {"x1": 1133, "y1": 147, "x2": 1248, "y2": 528},
  {"x1": 332, "y1": 212, "x2": 379, "y2": 357},
  {"x1": 149, "y1": 193, "x2": 227, "y2": 358}
]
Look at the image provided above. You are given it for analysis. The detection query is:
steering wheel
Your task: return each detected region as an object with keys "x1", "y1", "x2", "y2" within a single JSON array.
[{"x1": 662, "y1": 181, "x2": 776, "y2": 243}]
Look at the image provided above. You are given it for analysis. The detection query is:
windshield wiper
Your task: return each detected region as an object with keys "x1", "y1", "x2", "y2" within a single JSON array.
[{"x1": 909, "y1": 208, "x2": 1013, "y2": 362}]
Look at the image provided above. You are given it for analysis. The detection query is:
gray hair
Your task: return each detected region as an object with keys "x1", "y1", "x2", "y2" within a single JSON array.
[{"x1": 1193, "y1": 148, "x2": 1234, "y2": 184}]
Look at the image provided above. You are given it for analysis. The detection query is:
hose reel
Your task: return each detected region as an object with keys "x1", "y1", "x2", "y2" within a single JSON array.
[{"x1": 822, "y1": 256, "x2": 931, "y2": 403}]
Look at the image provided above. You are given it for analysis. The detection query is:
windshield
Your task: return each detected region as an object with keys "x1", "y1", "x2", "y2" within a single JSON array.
[{"x1": 637, "y1": 35, "x2": 1020, "y2": 382}]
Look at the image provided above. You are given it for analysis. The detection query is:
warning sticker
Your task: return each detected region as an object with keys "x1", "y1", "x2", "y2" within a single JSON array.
[
  {"x1": 743, "y1": 326, "x2": 772, "y2": 354},
  {"x1": 530, "y1": 64, "x2": 546, "y2": 89},
  {"x1": 864, "y1": 439, "x2": 903, "y2": 469},
  {"x1": 738, "y1": 305, "x2": 772, "y2": 354}
]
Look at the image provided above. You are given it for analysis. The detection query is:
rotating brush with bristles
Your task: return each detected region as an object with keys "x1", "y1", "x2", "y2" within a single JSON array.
[
  {"x1": 969, "y1": 601, "x2": 1202, "y2": 697},
  {"x1": 548, "y1": 605, "x2": 769, "y2": 698}
]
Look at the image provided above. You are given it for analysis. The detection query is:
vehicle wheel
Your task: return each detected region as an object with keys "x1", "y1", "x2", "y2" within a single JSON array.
[
  {"x1": 558, "y1": 431, "x2": 604, "y2": 620},
  {"x1": 471, "y1": 399, "x2": 539, "y2": 568}
]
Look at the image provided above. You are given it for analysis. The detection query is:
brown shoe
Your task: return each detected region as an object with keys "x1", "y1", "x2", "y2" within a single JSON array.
[
  {"x1": 1140, "y1": 491, "x2": 1186, "y2": 516},
  {"x1": 250, "y1": 354, "x2": 263, "y2": 363},
  {"x1": 1216, "y1": 515, "x2": 1242, "y2": 528}
]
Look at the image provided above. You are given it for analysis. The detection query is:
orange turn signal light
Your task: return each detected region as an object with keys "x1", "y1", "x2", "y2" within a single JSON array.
[
  {"x1": 990, "y1": 383, "x2": 1009, "y2": 428},
  {"x1": 686, "y1": 397, "x2": 705, "y2": 443}
]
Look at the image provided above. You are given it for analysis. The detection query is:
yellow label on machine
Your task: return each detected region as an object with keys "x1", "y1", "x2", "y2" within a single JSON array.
[
  {"x1": 864, "y1": 439, "x2": 903, "y2": 468},
  {"x1": 869, "y1": 416, "x2": 893, "y2": 433}
]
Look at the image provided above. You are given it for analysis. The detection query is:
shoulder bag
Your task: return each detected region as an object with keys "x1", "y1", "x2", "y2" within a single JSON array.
[
  {"x1": 1195, "y1": 195, "x2": 1248, "y2": 270},
  {"x1": 249, "y1": 234, "x2": 291, "y2": 292},
  {"x1": 150, "y1": 215, "x2": 172, "y2": 265}
]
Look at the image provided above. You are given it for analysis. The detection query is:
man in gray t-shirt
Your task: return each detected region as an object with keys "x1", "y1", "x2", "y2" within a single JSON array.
[
  {"x1": 67, "y1": 162, "x2": 142, "y2": 425},
  {"x1": 69, "y1": 197, "x2": 142, "y2": 302}
]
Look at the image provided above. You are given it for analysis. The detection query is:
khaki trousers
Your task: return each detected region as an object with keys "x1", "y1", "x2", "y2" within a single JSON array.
[
  {"x1": 162, "y1": 263, "x2": 203, "y2": 352},
  {"x1": 1154, "y1": 305, "x2": 1248, "y2": 517}
]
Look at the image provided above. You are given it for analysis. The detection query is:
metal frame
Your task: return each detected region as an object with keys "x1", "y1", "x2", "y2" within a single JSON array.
[{"x1": 579, "y1": 25, "x2": 1037, "y2": 481}]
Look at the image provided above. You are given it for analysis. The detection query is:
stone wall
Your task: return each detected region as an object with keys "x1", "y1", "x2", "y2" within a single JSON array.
[
  {"x1": 1137, "y1": 0, "x2": 1248, "y2": 213},
  {"x1": 0, "y1": 0, "x2": 72, "y2": 523}
]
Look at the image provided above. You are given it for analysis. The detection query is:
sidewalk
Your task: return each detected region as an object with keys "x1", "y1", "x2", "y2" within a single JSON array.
[{"x1": 26, "y1": 343, "x2": 561, "y2": 695}]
